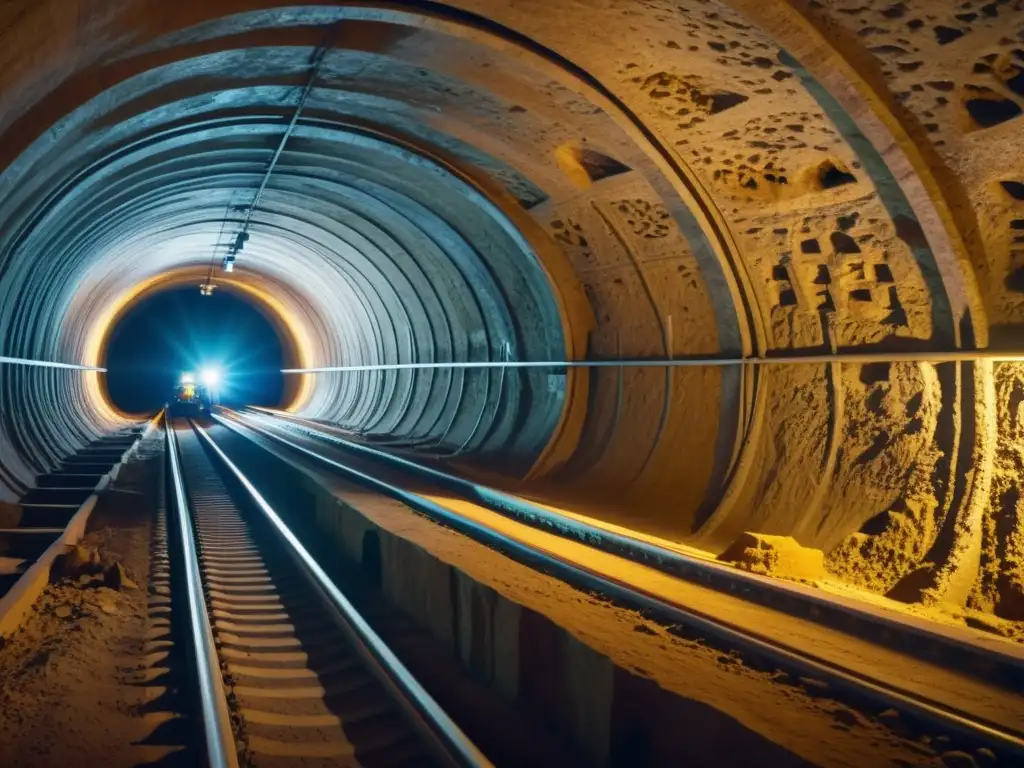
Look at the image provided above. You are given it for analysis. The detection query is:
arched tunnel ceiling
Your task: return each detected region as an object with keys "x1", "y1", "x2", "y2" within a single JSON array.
[{"x1": 2, "y1": 0, "x2": 1024, "y2": 618}]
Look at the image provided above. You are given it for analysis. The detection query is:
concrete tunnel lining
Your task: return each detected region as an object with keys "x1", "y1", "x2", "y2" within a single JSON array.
[
  {"x1": 5, "y1": 115, "x2": 572, "y2": 473},
  {"x1": 2, "y1": 0, "x2": 1024, "y2": 619}
]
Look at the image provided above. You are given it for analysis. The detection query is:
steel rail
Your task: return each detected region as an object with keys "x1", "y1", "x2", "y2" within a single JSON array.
[
  {"x1": 0, "y1": 355, "x2": 105, "y2": 371},
  {"x1": 164, "y1": 419, "x2": 240, "y2": 768},
  {"x1": 188, "y1": 420, "x2": 492, "y2": 768},
  {"x1": 215, "y1": 410, "x2": 1024, "y2": 759}
]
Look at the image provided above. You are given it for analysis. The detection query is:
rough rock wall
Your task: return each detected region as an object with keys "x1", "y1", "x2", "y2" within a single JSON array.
[
  {"x1": 973, "y1": 362, "x2": 1024, "y2": 620},
  {"x1": 1, "y1": 0, "x2": 1024, "y2": 618},
  {"x1": 496, "y1": 0, "x2": 975, "y2": 570},
  {"x1": 757, "y1": 0, "x2": 1024, "y2": 612},
  {"x1": 795, "y1": 0, "x2": 1024, "y2": 331},
  {"x1": 490, "y1": 0, "x2": 1024, "y2": 617}
]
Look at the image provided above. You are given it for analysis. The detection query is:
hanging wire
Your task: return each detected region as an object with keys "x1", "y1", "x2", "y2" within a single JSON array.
[
  {"x1": 222, "y1": 32, "x2": 335, "y2": 275},
  {"x1": 201, "y1": 197, "x2": 238, "y2": 294}
]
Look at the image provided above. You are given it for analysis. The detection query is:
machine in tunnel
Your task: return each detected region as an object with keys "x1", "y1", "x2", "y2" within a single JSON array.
[{"x1": 0, "y1": 0, "x2": 1022, "y2": 625}]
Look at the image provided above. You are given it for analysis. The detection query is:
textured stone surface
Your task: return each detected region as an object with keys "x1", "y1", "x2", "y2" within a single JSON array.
[{"x1": 0, "y1": 0, "x2": 1023, "y2": 618}]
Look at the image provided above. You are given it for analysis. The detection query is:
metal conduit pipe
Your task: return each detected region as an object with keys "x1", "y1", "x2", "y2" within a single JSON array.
[
  {"x1": 0, "y1": 356, "x2": 106, "y2": 371},
  {"x1": 282, "y1": 350, "x2": 1024, "y2": 373}
]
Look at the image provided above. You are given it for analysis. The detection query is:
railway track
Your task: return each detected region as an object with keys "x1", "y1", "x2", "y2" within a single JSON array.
[
  {"x1": 164, "y1": 417, "x2": 491, "y2": 768},
  {"x1": 215, "y1": 406, "x2": 1024, "y2": 763},
  {"x1": 235, "y1": 407, "x2": 1023, "y2": 675}
]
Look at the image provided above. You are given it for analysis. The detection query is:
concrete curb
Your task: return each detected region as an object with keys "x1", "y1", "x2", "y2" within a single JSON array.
[{"x1": 0, "y1": 419, "x2": 155, "y2": 639}]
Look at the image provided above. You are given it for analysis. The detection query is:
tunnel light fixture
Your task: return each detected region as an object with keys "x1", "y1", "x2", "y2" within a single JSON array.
[
  {"x1": 231, "y1": 231, "x2": 249, "y2": 254},
  {"x1": 200, "y1": 367, "x2": 221, "y2": 387},
  {"x1": 199, "y1": 282, "x2": 217, "y2": 296},
  {"x1": 222, "y1": 254, "x2": 235, "y2": 273}
]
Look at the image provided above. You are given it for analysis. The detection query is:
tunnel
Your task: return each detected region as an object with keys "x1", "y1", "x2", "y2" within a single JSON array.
[{"x1": 2, "y1": 0, "x2": 1024, "y2": 627}]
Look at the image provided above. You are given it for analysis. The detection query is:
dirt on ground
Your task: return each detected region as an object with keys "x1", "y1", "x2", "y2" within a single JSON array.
[
  {"x1": 0, "y1": 445, "x2": 188, "y2": 768},
  {"x1": 718, "y1": 532, "x2": 828, "y2": 582}
]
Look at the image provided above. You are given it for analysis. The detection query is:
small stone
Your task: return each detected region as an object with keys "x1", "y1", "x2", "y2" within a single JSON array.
[
  {"x1": 832, "y1": 707, "x2": 866, "y2": 727},
  {"x1": 55, "y1": 545, "x2": 101, "y2": 579},
  {"x1": 964, "y1": 613, "x2": 1015, "y2": 637},
  {"x1": 101, "y1": 602, "x2": 118, "y2": 615},
  {"x1": 78, "y1": 573, "x2": 103, "y2": 588},
  {"x1": 54, "y1": 605, "x2": 71, "y2": 619},
  {"x1": 104, "y1": 562, "x2": 137, "y2": 591},
  {"x1": 974, "y1": 748, "x2": 997, "y2": 765},
  {"x1": 878, "y1": 706, "x2": 913, "y2": 737},
  {"x1": 940, "y1": 751, "x2": 978, "y2": 768},
  {"x1": 799, "y1": 676, "x2": 830, "y2": 694}
]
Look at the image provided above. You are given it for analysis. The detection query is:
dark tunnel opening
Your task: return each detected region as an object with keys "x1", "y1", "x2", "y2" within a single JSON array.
[{"x1": 103, "y1": 287, "x2": 286, "y2": 414}]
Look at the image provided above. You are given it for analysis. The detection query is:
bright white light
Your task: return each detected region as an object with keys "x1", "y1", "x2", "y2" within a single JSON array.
[
  {"x1": 200, "y1": 368, "x2": 221, "y2": 387},
  {"x1": 180, "y1": 372, "x2": 195, "y2": 384}
]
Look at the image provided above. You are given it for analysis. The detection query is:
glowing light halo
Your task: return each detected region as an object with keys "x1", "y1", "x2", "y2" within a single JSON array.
[
  {"x1": 82, "y1": 271, "x2": 171, "y2": 423},
  {"x1": 79, "y1": 266, "x2": 315, "y2": 418}
]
